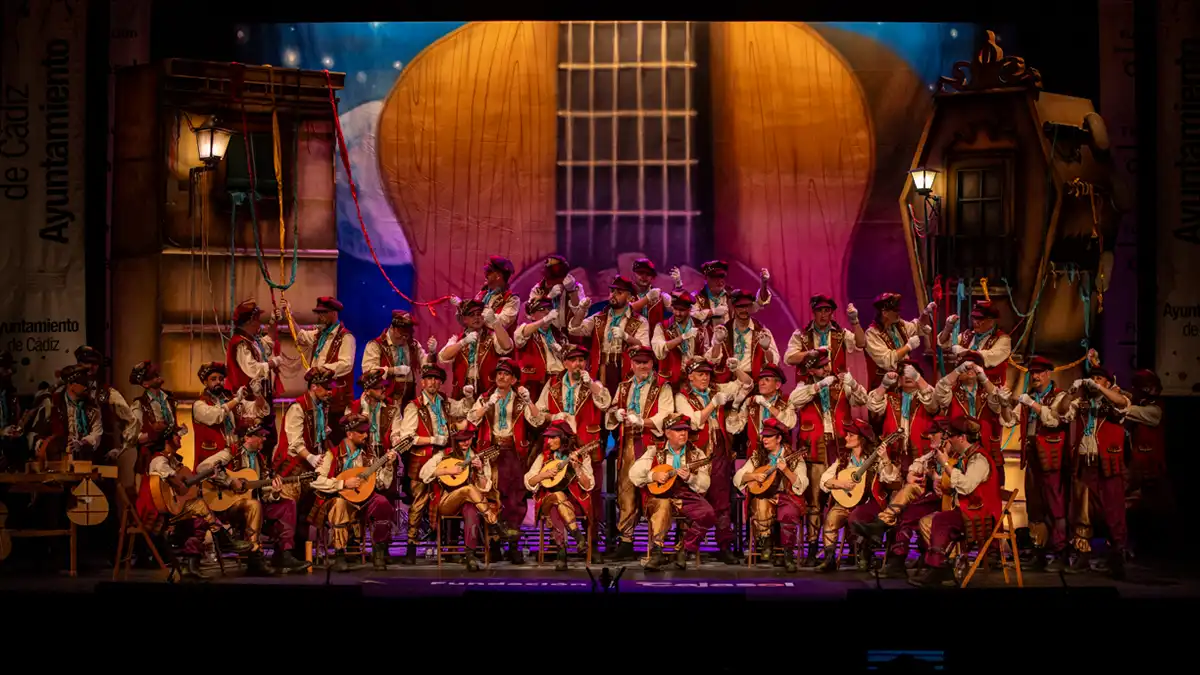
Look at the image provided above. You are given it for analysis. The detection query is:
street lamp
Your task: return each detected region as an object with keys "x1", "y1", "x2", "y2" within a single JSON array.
[
  {"x1": 909, "y1": 167, "x2": 939, "y2": 196},
  {"x1": 194, "y1": 119, "x2": 233, "y2": 169},
  {"x1": 908, "y1": 167, "x2": 942, "y2": 321}
]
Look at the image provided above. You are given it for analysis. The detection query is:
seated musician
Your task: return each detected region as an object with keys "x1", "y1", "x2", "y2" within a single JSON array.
[
  {"x1": 524, "y1": 420, "x2": 593, "y2": 570},
  {"x1": 418, "y1": 422, "x2": 498, "y2": 572},
  {"x1": 200, "y1": 418, "x2": 311, "y2": 574},
  {"x1": 911, "y1": 416, "x2": 1002, "y2": 588},
  {"x1": 135, "y1": 435, "x2": 252, "y2": 580},
  {"x1": 853, "y1": 419, "x2": 951, "y2": 578},
  {"x1": 732, "y1": 418, "x2": 808, "y2": 571},
  {"x1": 815, "y1": 418, "x2": 901, "y2": 573},
  {"x1": 309, "y1": 414, "x2": 399, "y2": 572},
  {"x1": 629, "y1": 414, "x2": 716, "y2": 571}
]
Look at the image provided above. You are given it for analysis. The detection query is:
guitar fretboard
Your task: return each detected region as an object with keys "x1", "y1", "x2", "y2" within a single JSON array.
[{"x1": 557, "y1": 21, "x2": 700, "y2": 268}]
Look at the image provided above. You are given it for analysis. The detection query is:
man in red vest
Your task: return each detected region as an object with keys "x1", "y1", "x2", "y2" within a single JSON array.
[
  {"x1": 514, "y1": 296, "x2": 564, "y2": 404},
  {"x1": 361, "y1": 310, "x2": 431, "y2": 409},
  {"x1": 932, "y1": 351, "x2": 1009, "y2": 472},
  {"x1": 652, "y1": 291, "x2": 706, "y2": 386},
  {"x1": 526, "y1": 255, "x2": 588, "y2": 334},
  {"x1": 225, "y1": 299, "x2": 283, "y2": 403},
  {"x1": 910, "y1": 416, "x2": 1002, "y2": 588},
  {"x1": 864, "y1": 292, "x2": 935, "y2": 391},
  {"x1": 708, "y1": 289, "x2": 780, "y2": 383},
  {"x1": 291, "y1": 296, "x2": 357, "y2": 435},
  {"x1": 726, "y1": 363, "x2": 797, "y2": 455},
  {"x1": 344, "y1": 369, "x2": 404, "y2": 493},
  {"x1": 129, "y1": 361, "x2": 182, "y2": 476},
  {"x1": 866, "y1": 359, "x2": 939, "y2": 466},
  {"x1": 630, "y1": 257, "x2": 667, "y2": 333},
  {"x1": 192, "y1": 362, "x2": 267, "y2": 466},
  {"x1": 675, "y1": 360, "x2": 753, "y2": 564},
  {"x1": 1061, "y1": 367, "x2": 1132, "y2": 578},
  {"x1": 672, "y1": 261, "x2": 773, "y2": 332},
  {"x1": 1124, "y1": 369, "x2": 1168, "y2": 548},
  {"x1": 438, "y1": 298, "x2": 514, "y2": 399},
  {"x1": 73, "y1": 345, "x2": 137, "y2": 464},
  {"x1": 451, "y1": 255, "x2": 520, "y2": 331},
  {"x1": 938, "y1": 300, "x2": 1012, "y2": 388},
  {"x1": 568, "y1": 275, "x2": 650, "y2": 393},
  {"x1": 784, "y1": 293, "x2": 867, "y2": 381}
]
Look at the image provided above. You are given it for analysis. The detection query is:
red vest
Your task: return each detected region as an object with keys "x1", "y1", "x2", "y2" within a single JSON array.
[
  {"x1": 714, "y1": 319, "x2": 773, "y2": 382},
  {"x1": 612, "y1": 374, "x2": 670, "y2": 452},
  {"x1": 693, "y1": 286, "x2": 726, "y2": 328},
  {"x1": 406, "y1": 393, "x2": 454, "y2": 459},
  {"x1": 44, "y1": 391, "x2": 101, "y2": 459},
  {"x1": 349, "y1": 396, "x2": 400, "y2": 455},
  {"x1": 1072, "y1": 398, "x2": 1127, "y2": 477},
  {"x1": 866, "y1": 321, "x2": 911, "y2": 390},
  {"x1": 944, "y1": 385, "x2": 1002, "y2": 470},
  {"x1": 309, "y1": 324, "x2": 353, "y2": 411},
  {"x1": 475, "y1": 387, "x2": 533, "y2": 461},
  {"x1": 543, "y1": 374, "x2": 606, "y2": 462},
  {"x1": 656, "y1": 318, "x2": 705, "y2": 385},
  {"x1": 878, "y1": 389, "x2": 935, "y2": 462},
  {"x1": 796, "y1": 384, "x2": 854, "y2": 465},
  {"x1": 273, "y1": 394, "x2": 327, "y2": 477},
  {"x1": 368, "y1": 331, "x2": 422, "y2": 405},
  {"x1": 677, "y1": 384, "x2": 729, "y2": 455},
  {"x1": 956, "y1": 329, "x2": 1010, "y2": 387},
  {"x1": 516, "y1": 325, "x2": 566, "y2": 387},
  {"x1": 741, "y1": 393, "x2": 790, "y2": 458},
  {"x1": 792, "y1": 322, "x2": 849, "y2": 381},
  {"x1": 643, "y1": 442, "x2": 708, "y2": 503},
  {"x1": 225, "y1": 329, "x2": 281, "y2": 396},
  {"x1": 476, "y1": 285, "x2": 516, "y2": 327},
  {"x1": 637, "y1": 291, "x2": 666, "y2": 335},
  {"x1": 1017, "y1": 386, "x2": 1068, "y2": 471},
  {"x1": 955, "y1": 444, "x2": 1003, "y2": 543},
  {"x1": 193, "y1": 390, "x2": 246, "y2": 466},
  {"x1": 1127, "y1": 401, "x2": 1165, "y2": 480},
  {"x1": 587, "y1": 309, "x2": 645, "y2": 381},
  {"x1": 451, "y1": 329, "x2": 503, "y2": 398}
]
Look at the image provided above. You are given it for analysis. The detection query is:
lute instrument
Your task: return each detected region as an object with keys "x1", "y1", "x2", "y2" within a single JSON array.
[
  {"x1": 336, "y1": 436, "x2": 415, "y2": 503},
  {"x1": 538, "y1": 447, "x2": 590, "y2": 489},
  {"x1": 202, "y1": 469, "x2": 317, "y2": 511},
  {"x1": 436, "y1": 445, "x2": 502, "y2": 488},
  {"x1": 831, "y1": 430, "x2": 906, "y2": 508},
  {"x1": 66, "y1": 477, "x2": 110, "y2": 526},
  {"x1": 646, "y1": 453, "x2": 715, "y2": 496},
  {"x1": 148, "y1": 460, "x2": 223, "y2": 515},
  {"x1": 745, "y1": 446, "x2": 808, "y2": 496}
]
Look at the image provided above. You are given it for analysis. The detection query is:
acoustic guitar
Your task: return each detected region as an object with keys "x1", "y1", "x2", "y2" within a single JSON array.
[
  {"x1": 148, "y1": 462, "x2": 223, "y2": 516},
  {"x1": 436, "y1": 445, "x2": 502, "y2": 488},
  {"x1": 202, "y1": 469, "x2": 318, "y2": 511},
  {"x1": 646, "y1": 454, "x2": 715, "y2": 496},
  {"x1": 336, "y1": 436, "x2": 415, "y2": 503},
  {"x1": 539, "y1": 447, "x2": 591, "y2": 490},
  {"x1": 745, "y1": 447, "x2": 808, "y2": 496},
  {"x1": 831, "y1": 431, "x2": 906, "y2": 508}
]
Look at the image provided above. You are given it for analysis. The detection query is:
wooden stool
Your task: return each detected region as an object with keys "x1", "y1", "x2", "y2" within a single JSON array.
[
  {"x1": 435, "y1": 514, "x2": 490, "y2": 568},
  {"x1": 311, "y1": 511, "x2": 371, "y2": 568},
  {"x1": 536, "y1": 515, "x2": 592, "y2": 566},
  {"x1": 644, "y1": 516, "x2": 699, "y2": 564},
  {"x1": 961, "y1": 488, "x2": 1023, "y2": 588}
]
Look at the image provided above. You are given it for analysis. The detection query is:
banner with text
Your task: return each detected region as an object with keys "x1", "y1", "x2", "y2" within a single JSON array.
[
  {"x1": 1157, "y1": 0, "x2": 1200, "y2": 395},
  {"x1": 0, "y1": 0, "x2": 89, "y2": 394}
]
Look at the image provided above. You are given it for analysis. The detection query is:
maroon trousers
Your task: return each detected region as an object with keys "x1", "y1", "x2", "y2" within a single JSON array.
[
  {"x1": 1026, "y1": 461, "x2": 1068, "y2": 553},
  {"x1": 462, "y1": 506, "x2": 486, "y2": 549},
  {"x1": 1076, "y1": 463, "x2": 1128, "y2": 549},
  {"x1": 263, "y1": 499, "x2": 298, "y2": 549},
  {"x1": 891, "y1": 493, "x2": 941, "y2": 557},
  {"x1": 361, "y1": 493, "x2": 397, "y2": 545},
  {"x1": 493, "y1": 445, "x2": 529, "y2": 531},
  {"x1": 777, "y1": 495, "x2": 805, "y2": 548},
  {"x1": 707, "y1": 448, "x2": 735, "y2": 548},
  {"x1": 924, "y1": 510, "x2": 967, "y2": 567},
  {"x1": 176, "y1": 517, "x2": 209, "y2": 556}
]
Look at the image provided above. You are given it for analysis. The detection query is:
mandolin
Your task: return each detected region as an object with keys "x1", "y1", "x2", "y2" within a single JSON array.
[
  {"x1": 831, "y1": 430, "x2": 906, "y2": 508},
  {"x1": 436, "y1": 445, "x2": 502, "y2": 488},
  {"x1": 646, "y1": 453, "x2": 715, "y2": 496},
  {"x1": 745, "y1": 447, "x2": 808, "y2": 496},
  {"x1": 203, "y1": 469, "x2": 317, "y2": 511},
  {"x1": 336, "y1": 436, "x2": 415, "y2": 503},
  {"x1": 66, "y1": 477, "x2": 110, "y2": 526},
  {"x1": 538, "y1": 447, "x2": 591, "y2": 490},
  {"x1": 148, "y1": 461, "x2": 224, "y2": 516}
]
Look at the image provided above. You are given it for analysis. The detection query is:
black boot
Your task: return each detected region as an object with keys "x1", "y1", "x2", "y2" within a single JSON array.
[
  {"x1": 715, "y1": 543, "x2": 739, "y2": 566},
  {"x1": 856, "y1": 541, "x2": 873, "y2": 572},
  {"x1": 755, "y1": 537, "x2": 772, "y2": 567},
  {"x1": 800, "y1": 543, "x2": 819, "y2": 567},
  {"x1": 555, "y1": 547, "x2": 569, "y2": 572},
  {"x1": 463, "y1": 550, "x2": 481, "y2": 572},
  {"x1": 331, "y1": 550, "x2": 349, "y2": 573},
  {"x1": 673, "y1": 548, "x2": 690, "y2": 570},
  {"x1": 1044, "y1": 551, "x2": 1069, "y2": 573},
  {"x1": 907, "y1": 552, "x2": 926, "y2": 570},
  {"x1": 783, "y1": 549, "x2": 797, "y2": 573},
  {"x1": 272, "y1": 548, "x2": 312, "y2": 573},
  {"x1": 909, "y1": 564, "x2": 955, "y2": 588},
  {"x1": 182, "y1": 555, "x2": 209, "y2": 580},
  {"x1": 373, "y1": 545, "x2": 389, "y2": 571},
  {"x1": 815, "y1": 547, "x2": 839, "y2": 573},
  {"x1": 489, "y1": 540, "x2": 504, "y2": 563},
  {"x1": 1066, "y1": 550, "x2": 1091, "y2": 574},
  {"x1": 566, "y1": 526, "x2": 586, "y2": 552},
  {"x1": 1021, "y1": 547, "x2": 1047, "y2": 571},
  {"x1": 881, "y1": 554, "x2": 908, "y2": 579},
  {"x1": 400, "y1": 543, "x2": 417, "y2": 565},
  {"x1": 507, "y1": 541, "x2": 525, "y2": 565},
  {"x1": 643, "y1": 546, "x2": 667, "y2": 572},
  {"x1": 609, "y1": 540, "x2": 636, "y2": 562},
  {"x1": 212, "y1": 527, "x2": 253, "y2": 554},
  {"x1": 1108, "y1": 548, "x2": 1126, "y2": 581},
  {"x1": 244, "y1": 550, "x2": 275, "y2": 576},
  {"x1": 852, "y1": 518, "x2": 890, "y2": 547}
]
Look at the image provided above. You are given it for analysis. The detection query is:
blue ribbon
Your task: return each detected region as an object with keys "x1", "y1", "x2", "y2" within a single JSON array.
[
  {"x1": 760, "y1": 394, "x2": 777, "y2": 423},
  {"x1": 428, "y1": 393, "x2": 448, "y2": 436},
  {"x1": 605, "y1": 307, "x2": 628, "y2": 344},
  {"x1": 953, "y1": 278, "x2": 967, "y2": 344},
  {"x1": 341, "y1": 440, "x2": 362, "y2": 470},
  {"x1": 314, "y1": 403, "x2": 327, "y2": 446},
  {"x1": 667, "y1": 444, "x2": 685, "y2": 469},
  {"x1": 497, "y1": 390, "x2": 513, "y2": 431},
  {"x1": 628, "y1": 376, "x2": 649, "y2": 415},
  {"x1": 563, "y1": 377, "x2": 579, "y2": 415},
  {"x1": 1079, "y1": 271, "x2": 1092, "y2": 373},
  {"x1": 67, "y1": 393, "x2": 88, "y2": 439},
  {"x1": 734, "y1": 324, "x2": 752, "y2": 361},
  {"x1": 312, "y1": 322, "x2": 341, "y2": 363}
]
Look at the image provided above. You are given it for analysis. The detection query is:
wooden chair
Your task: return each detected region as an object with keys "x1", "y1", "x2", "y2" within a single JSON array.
[
  {"x1": 645, "y1": 516, "x2": 700, "y2": 564},
  {"x1": 112, "y1": 488, "x2": 167, "y2": 580},
  {"x1": 310, "y1": 511, "x2": 371, "y2": 568},
  {"x1": 536, "y1": 514, "x2": 593, "y2": 566},
  {"x1": 435, "y1": 513, "x2": 490, "y2": 568},
  {"x1": 960, "y1": 488, "x2": 1023, "y2": 588},
  {"x1": 746, "y1": 523, "x2": 800, "y2": 566}
]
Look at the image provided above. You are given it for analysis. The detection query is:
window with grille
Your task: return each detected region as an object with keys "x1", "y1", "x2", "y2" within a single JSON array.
[
  {"x1": 939, "y1": 159, "x2": 1014, "y2": 282},
  {"x1": 556, "y1": 21, "x2": 701, "y2": 270}
]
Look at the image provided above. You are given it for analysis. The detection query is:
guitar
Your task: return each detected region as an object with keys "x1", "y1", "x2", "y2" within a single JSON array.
[
  {"x1": 745, "y1": 447, "x2": 808, "y2": 496},
  {"x1": 148, "y1": 461, "x2": 224, "y2": 516},
  {"x1": 202, "y1": 469, "x2": 317, "y2": 511},
  {"x1": 646, "y1": 454, "x2": 715, "y2": 496},
  {"x1": 538, "y1": 447, "x2": 591, "y2": 490},
  {"x1": 436, "y1": 445, "x2": 502, "y2": 488},
  {"x1": 831, "y1": 430, "x2": 906, "y2": 508},
  {"x1": 336, "y1": 436, "x2": 416, "y2": 503}
]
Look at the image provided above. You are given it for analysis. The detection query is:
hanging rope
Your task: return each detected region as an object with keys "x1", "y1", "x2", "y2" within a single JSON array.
[
  {"x1": 952, "y1": 278, "x2": 967, "y2": 344},
  {"x1": 322, "y1": 69, "x2": 454, "y2": 317}
]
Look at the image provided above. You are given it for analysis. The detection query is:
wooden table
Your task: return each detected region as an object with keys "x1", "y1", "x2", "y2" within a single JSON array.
[{"x1": 0, "y1": 469, "x2": 115, "y2": 577}]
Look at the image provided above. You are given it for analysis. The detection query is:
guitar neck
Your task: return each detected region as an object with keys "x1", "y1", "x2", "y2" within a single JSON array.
[
  {"x1": 246, "y1": 474, "x2": 310, "y2": 490},
  {"x1": 183, "y1": 464, "x2": 220, "y2": 487}
]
